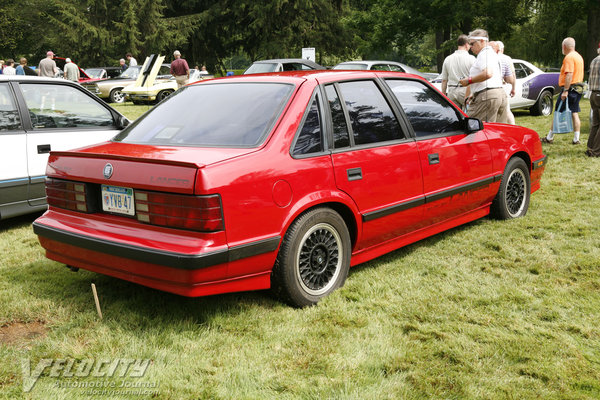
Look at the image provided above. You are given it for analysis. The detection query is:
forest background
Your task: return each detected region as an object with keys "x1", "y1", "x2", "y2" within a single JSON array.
[{"x1": 1, "y1": 0, "x2": 599, "y2": 74}]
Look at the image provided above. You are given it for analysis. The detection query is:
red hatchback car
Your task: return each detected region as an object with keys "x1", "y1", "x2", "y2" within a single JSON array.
[{"x1": 33, "y1": 70, "x2": 547, "y2": 307}]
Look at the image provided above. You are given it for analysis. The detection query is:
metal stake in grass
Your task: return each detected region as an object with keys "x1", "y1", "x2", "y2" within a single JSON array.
[{"x1": 91, "y1": 283, "x2": 103, "y2": 320}]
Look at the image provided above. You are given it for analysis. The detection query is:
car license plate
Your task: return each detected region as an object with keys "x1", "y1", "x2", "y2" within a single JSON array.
[{"x1": 101, "y1": 185, "x2": 135, "y2": 216}]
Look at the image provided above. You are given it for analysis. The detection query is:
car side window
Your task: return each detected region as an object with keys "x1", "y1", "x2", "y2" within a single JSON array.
[
  {"x1": 324, "y1": 84, "x2": 350, "y2": 149},
  {"x1": 386, "y1": 79, "x2": 462, "y2": 138},
  {"x1": 292, "y1": 94, "x2": 323, "y2": 155},
  {"x1": 388, "y1": 64, "x2": 405, "y2": 72},
  {"x1": 0, "y1": 83, "x2": 21, "y2": 131},
  {"x1": 513, "y1": 63, "x2": 533, "y2": 79},
  {"x1": 338, "y1": 80, "x2": 405, "y2": 145},
  {"x1": 371, "y1": 64, "x2": 389, "y2": 71},
  {"x1": 20, "y1": 83, "x2": 113, "y2": 129}
]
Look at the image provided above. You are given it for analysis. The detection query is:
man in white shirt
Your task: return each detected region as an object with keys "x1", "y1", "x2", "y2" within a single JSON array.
[
  {"x1": 441, "y1": 34, "x2": 475, "y2": 109},
  {"x1": 126, "y1": 53, "x2": 137, "y2": 67},
  {"x1": 459, "y1": 29, "x2": 508, "y2": 123},
  {"x1": 3, "y1": 59, "x2": 16, "y2": 75}
]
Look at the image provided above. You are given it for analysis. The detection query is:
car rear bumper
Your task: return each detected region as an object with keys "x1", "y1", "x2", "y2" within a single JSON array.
[{"x1": 33, "y1": 212, "x2": 280, "y2": 297}]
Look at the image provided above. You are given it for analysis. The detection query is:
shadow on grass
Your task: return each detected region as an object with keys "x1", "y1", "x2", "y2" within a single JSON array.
[{"x1": 0, "y1": 211, "x2": 44, "y2": 232}]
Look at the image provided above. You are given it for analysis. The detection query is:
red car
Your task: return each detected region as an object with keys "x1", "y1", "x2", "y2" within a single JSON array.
[{"x1": 33, "y1": 70, "x2": 547, "y2": 307}]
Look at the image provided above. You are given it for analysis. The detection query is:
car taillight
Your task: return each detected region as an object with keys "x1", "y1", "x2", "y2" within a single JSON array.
[
  {"x1": 134, "y1": 191, "x2": 224, "y2": 232},
  {"x1": 45, "y1": 178, "x2": 90, "y2": 212}
]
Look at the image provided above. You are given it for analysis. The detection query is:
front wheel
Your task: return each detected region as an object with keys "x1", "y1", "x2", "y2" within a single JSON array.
[
  {"x1": 109, "y1": 88, "x2": 125, "y2": 103},
  {"x1": 156, "y1": 90, "x2": 174, "y2": 103},
  {"x1": 272, "y1": 208, "x2": 351, "y2": 307},
  {"x1": 530, "y1": 90, "x2": 553, "y2": 116},
  {"x1": 491, "y1": 157, "x2": 531, "y2": 219}
]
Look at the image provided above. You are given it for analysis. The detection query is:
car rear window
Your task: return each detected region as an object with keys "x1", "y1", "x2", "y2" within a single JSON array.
[
  {"x1": 244, "y1": 63, "x2": 279, "y2": 74},
  {"x1": 113, "y1": 82, "x2": 294, "y2": 147},
  {"x1": 332, "y1": 64, "x2": 368, "y2": 70}
]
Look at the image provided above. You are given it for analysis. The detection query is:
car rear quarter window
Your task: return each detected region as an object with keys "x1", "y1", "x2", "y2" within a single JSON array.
[
  {"x1": 324, "y1": 84, "x2": 350, "y2": 148},
  {"x1": 0, "y1": 83, "x2": 21, "y2": 131},
  {"x1": 386, "y1": 79, "x2": 462, "y2": 138},
  {"x1": 292, "y1": 94, "x2": 323, "y2": 155},
  {"x1": 514, "y1": 63, "x2": 534, "y2": 79},
  {"x1": 114, "y1": 83, "x2": 294, "y2": 147},
  {"x1": 20, "y1": 83, "x2": 114, "y2": 129},
  {"x1": 337, "y1": 80, "x2": 404, "y2": 145}
]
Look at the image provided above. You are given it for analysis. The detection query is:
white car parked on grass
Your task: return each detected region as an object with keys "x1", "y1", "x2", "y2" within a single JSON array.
[{"x1": 0, "y1": 75, "x2": 129, "y2": 220}]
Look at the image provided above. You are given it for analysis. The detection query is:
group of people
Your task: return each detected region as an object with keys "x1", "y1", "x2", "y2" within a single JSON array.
[
  {"x1": 441, "y1": 29, "x2": 515, "y2": 124},
  {"x1": 440, "y1": 28, "x2": 599, "y2": 158}
]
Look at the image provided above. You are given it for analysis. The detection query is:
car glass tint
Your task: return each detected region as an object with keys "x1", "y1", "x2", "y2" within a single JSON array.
[
  {"x1": 293, "y1": 95, "x2": 322, "y2": 155},
  {"x1": 388, "y1": 64, "x2": 404, "y2": 72},
  {"x1": 338, "y1": 80, "x2": 404, "y2": 145},
  {"x1": 0, "y1": 84, "x2": 21, "y2": 131},
  {"x1": 325, "y1": 84, "x2": 349, "y2": 148},
  {"x1": 386, "y1": 79, "x2": 462, "y2": 138},
  {"x1": 114, "y1": 83, "x2": 294, "y2": 147},
  {"x1": 20, "y1": 83, "x2": 113, "y2": 129},
  {"x1": 371, "y1": 64, "x2": 389, "y2": 71}
]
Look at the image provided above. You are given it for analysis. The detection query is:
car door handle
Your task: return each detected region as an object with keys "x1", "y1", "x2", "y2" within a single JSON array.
[
  {"x1": 37, "y1": 144, "x2": 51, "y2": 154},
  {"x1": 428, "y1": 153, "x2": 440, "y2": 165},
  {"x1": 347, "y1": 167, "x2": 363, "y2": 181}
]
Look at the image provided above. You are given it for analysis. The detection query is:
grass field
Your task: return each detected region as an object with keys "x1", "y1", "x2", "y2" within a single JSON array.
[{"x1": 1, "y1": 100, "x2": 599, "y2": 399}]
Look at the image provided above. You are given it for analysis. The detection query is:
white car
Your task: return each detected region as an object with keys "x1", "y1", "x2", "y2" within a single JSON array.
[
  {"x1": 431, "y1": 59, "x2": 560, "y2": 116},
  {"x1": 0, "y1": 75, "x2": 129, "y2": 219},
  {"x1": 333, "y1": 60, "x2": 438, "y2": 81}
]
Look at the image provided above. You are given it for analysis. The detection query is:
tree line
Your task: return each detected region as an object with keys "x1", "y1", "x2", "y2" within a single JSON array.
[{"x1": 0, "y1": 0, "x2": 598, "y2": 74}]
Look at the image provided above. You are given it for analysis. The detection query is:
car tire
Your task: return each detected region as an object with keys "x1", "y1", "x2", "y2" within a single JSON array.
[
  {"x1": 156, "y1": 90, "x2": 174, "y2": 103},
  {"x1": 109, "y1": 88, "x2": 125, "y2": 103},
  {"x1": 491, "y1": 157, "x2": 530, "y2": 219},
  {"x1": 271, "y1": 208, "x2": 351, "y2": 307},
  {"x1": 530, "y1": 90, "x2": 553, "y2": 116}
]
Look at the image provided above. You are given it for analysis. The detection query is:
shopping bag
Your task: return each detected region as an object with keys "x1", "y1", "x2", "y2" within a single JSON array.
[{"x1": 552, "y1": 99, "x2": 573, "y2": 134}]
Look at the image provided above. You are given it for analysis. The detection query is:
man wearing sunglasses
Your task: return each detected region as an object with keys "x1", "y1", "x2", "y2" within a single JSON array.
[{"x1": 459, "y1": 29, "x2": 507, "y2": 123}]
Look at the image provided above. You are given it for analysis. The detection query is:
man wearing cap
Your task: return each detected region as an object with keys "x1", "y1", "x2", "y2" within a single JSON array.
[
  {"x1": 441, "y1": 34, "x2": 475, "y2": 109},
  {"x1": 63, "y1": 58, "x2": 80, "y2": 82},
  {"x1": 38, "y1": 51, "x2": 58, "y2": 77},
  {"x1": 170, "y1": 50, "x2": 190, "y2": 89},
  {"x1": 542, "y1": 37, "x2": 585, "y2": 145},
  {"x1": 587, "y1": 43, "x2": 600, "y2": 157},
  {"x1": 459, "y1": 29, "x2": 507, "y2": 123}
]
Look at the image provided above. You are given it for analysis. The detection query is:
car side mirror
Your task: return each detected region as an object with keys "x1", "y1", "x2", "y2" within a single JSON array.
[
  {"x1": 465, "y1": 117, "x2": 483, "y2": 133},
  {"x1": 116, "y1": 115, "x2": 130, "y2": 130}
]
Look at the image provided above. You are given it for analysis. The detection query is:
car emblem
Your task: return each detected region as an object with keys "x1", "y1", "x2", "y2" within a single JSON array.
[{"x1": 103, "y1": 163, "x2": 113, "y2": 179}]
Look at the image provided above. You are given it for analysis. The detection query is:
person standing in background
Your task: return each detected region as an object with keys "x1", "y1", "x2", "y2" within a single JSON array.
[
  {"x1": 126, "y1": 53, "x2": 137, "y2": 67},
  {"x1": 542, "y1": 37, "x2": 584, "y2": 145},
  {"x1": 63, "y1": 58, "x2": 80, "y2": 82},
  {"x1": 587, "y1": 43, "x2": 600, "y2": 157},
  {"x1": 2, "y1": 59, "x2": 16, "y2": 75},
  {"x1": 38, "y1": 51, "x2": 58, "y2": 77},
  {"x1": 170, "y1": 50, "x2": 190, "y2": 88},
  {"x1": 491, "y1": 41, "x2": 516, "y2": 124},
  {"x1": 459, "y1": 29, "x2": 507, "y2": 123},
  {"x1": 441, "y1": 34, "x2": 475, "y2": 109},
  {"x1": 119, "y1": 58, "x2": 127, "y2": 72}
]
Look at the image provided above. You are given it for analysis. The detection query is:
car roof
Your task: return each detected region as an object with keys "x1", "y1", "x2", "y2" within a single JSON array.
[
  {"x1": 0, "y1": 75, "x2": 81, "y2": 85},
  {"x1": 252, "y1": 59, "x2": 325, "y2": 68},
  {"x1": 191, "y1": 69, "x2": 426, "y2": 86}
]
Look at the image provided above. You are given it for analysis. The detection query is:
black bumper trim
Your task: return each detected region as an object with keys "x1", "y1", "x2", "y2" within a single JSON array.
[{"x1": 33, "y1": 222, "x2": 280, "y2": 270}]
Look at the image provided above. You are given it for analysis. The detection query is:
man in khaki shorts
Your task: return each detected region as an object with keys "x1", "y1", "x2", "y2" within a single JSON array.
[
  {"x1": 170, "y1": 50, "x2": 190, "y2": 89},
  {"x1": 459, "y1": 29, "x2": 508, "y2": 123}
]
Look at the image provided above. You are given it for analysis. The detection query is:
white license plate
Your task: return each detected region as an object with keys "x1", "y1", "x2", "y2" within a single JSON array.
[{"x1": 101, "y1": 185, "x2": 135, "y2": 216}]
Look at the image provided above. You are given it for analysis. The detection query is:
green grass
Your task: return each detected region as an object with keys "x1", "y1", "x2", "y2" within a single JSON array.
[{"x1": 1, "y1": 101, "x2": 599, "y2": 399}]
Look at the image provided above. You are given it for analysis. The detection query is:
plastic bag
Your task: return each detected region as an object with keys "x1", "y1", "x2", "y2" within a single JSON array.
[{"x1": 552, "y1": 99, "x2": 573, "y2": 134}]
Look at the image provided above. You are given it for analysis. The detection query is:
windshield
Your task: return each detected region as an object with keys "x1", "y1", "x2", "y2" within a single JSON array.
[
  {"x1": 113, "y1": 82, "x2": 294, "y2": 147},
  {"x1": 332, "y1": 63, "x2": 369, "y2": 70},
  {"x1": 244, "y1": 63, "x2": 279, "y2": 74},
  {"x1": 119, "y1": 66, "x2": 140, "y2": 79},
  {"x1": 85, "y1": 68, "x2": 104, "y2": 79}
]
